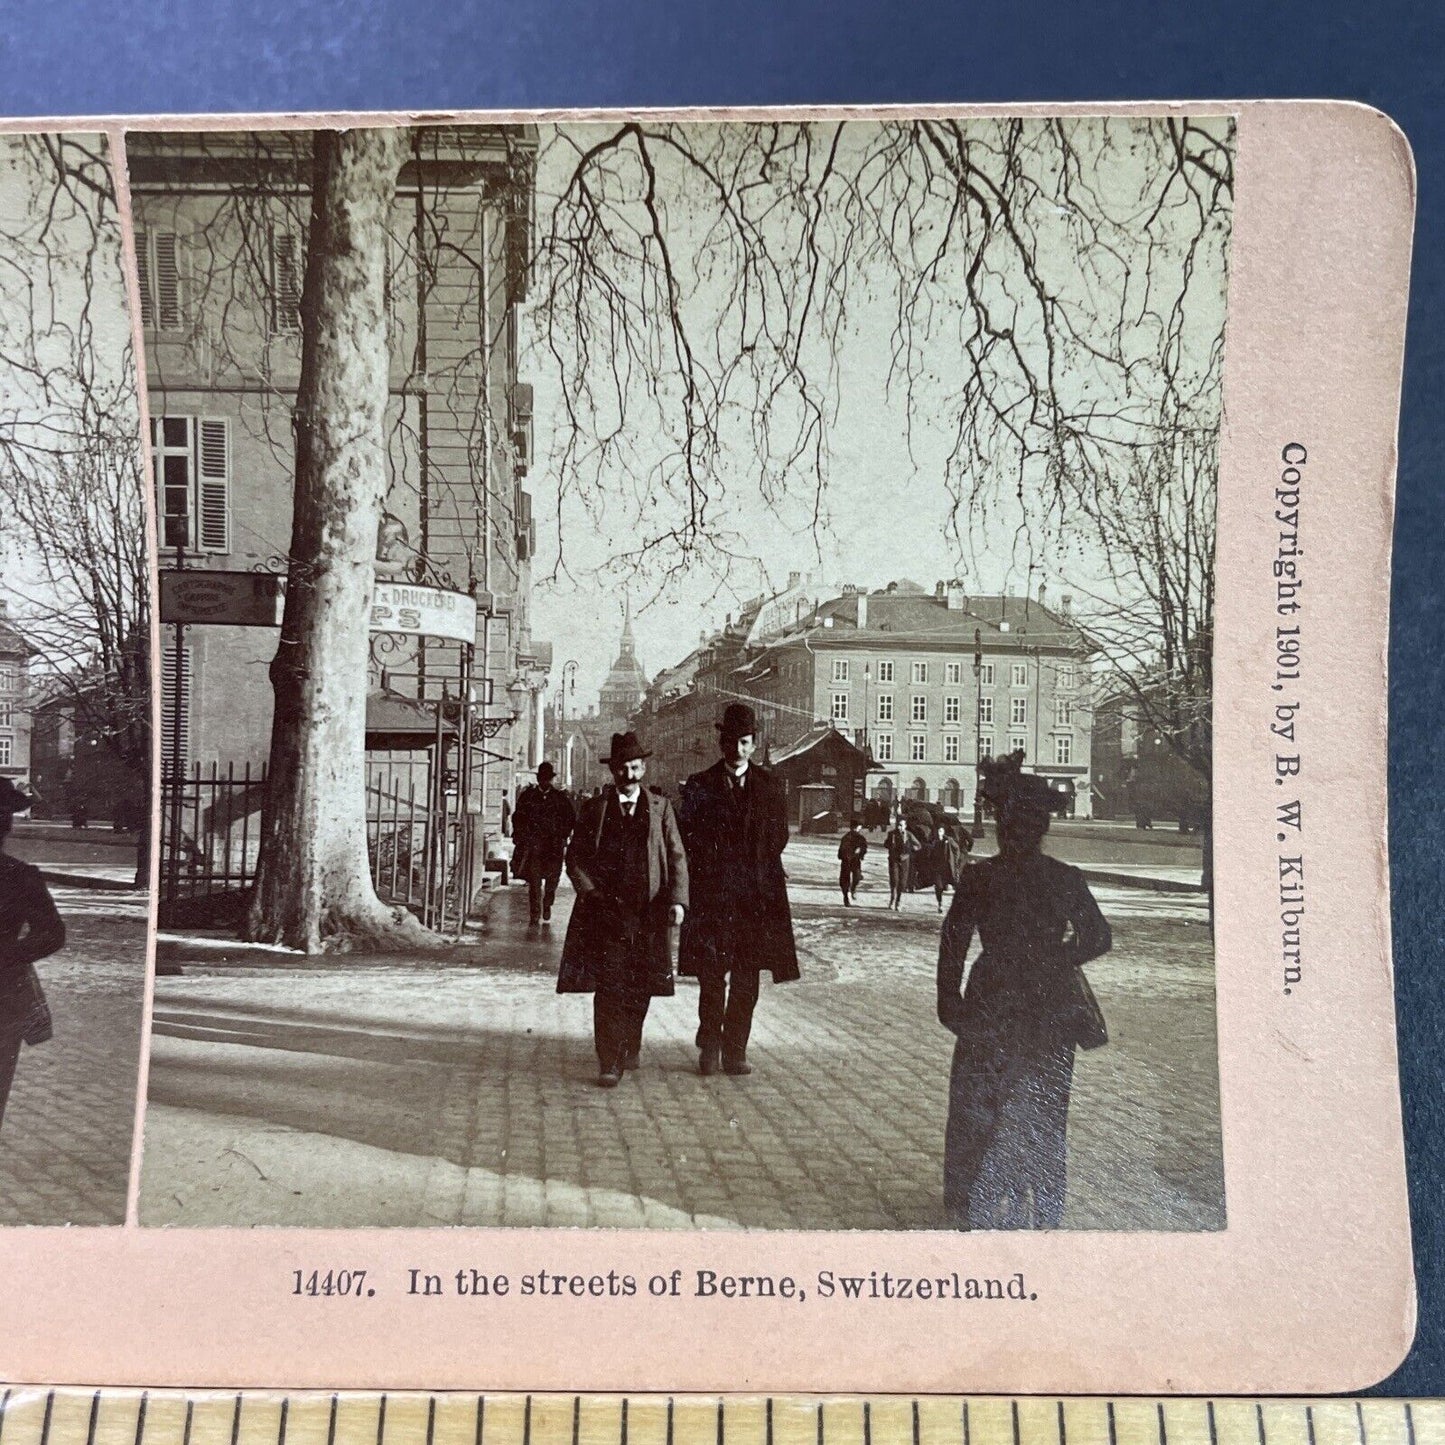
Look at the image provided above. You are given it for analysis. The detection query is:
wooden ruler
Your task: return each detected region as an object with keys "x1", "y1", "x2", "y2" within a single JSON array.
[{"x1": 0, "y1": 1396, "x2": 1437, "y2": 1445}]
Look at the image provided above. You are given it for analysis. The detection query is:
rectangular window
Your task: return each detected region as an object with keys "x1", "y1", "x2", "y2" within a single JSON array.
[
  {"x1": 0, "y1": 667, "x2": 13, "y2": 691},
  {"x1": 979, "y1": 697, "x2": 994, "y2": 725},
  {"x1": 1056, "y1": 698, "x2": 1073, "y2": 727},
  {"x1": 1057, "y1": 662, "x2": 1076, "y2": 690},
  {"x1": 979, "y1": 734, "x2": 994, "y2": 759},
  {"x1": 946, "y1": 661, "x2": 962, "y2": 684},
  {"x1": 1010, "y1": 735, "x2": 1027, "y2": 756},
  {"x1": 910, "y1": 734, "x2": 927, "y2": 763},
  {"x1": 943, "y1": 734, "x2": 960, "y2": 763},
  {"x1": 944, "y1": 695, "x2": 961, "y2": 724},
  {"x1": 136, "y1": 228, "x2": 182, "y2": 330},
  {"x1": 0, "y1": 700, "x2": 11, "y2": 725},
  {"x1": 0, "y1": 735, "x2": 11, "y2": 767},
  {"x1": 876, "y1": 660, "x2": 894, "y2": 683},
  {"x1": 151, "y1": 416, "x2": 231, "y2": 554},
  {"x1": 270, "y1": 228, "x2": 304, "y2": 335},
  {"x1": 1011, "y1": 696, "x2": 1028, "y2": 726},
  {"x1": 910, "y1": 694, "x2": 927, "y2": 723},
  {"x1": 979, "y1": 661, "x2": 995, "y2": 686},
  {"x1": 874, "y1": 733, "x2": 893, "y2": 762},
  {"x1": 831, "y1": 659, "x2": 850, "y2": 683},
  {"x1": 1055, "y1": 735, "x2": 1073, "y2": 766},
  {"x1": 1011, "y1": 661, "x2": 1028, "y2": 687},
  {"x1": 911, "y1": 661, "x2": 928, "y2": 684},
  {"x1": 876, "y1": 693, "x2": 894, "y2": 723},
  {"x1": 831, "y1": 692, "x2": 850, "y2": 722}
]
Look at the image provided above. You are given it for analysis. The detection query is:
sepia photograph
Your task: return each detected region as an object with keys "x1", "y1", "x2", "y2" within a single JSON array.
[
  {"x1": 0, "y1": 132, "x2": 150, "y2": 1224},
  {"x1": 133, "y1": 115, "x2": 1231, "y2": 1232}
]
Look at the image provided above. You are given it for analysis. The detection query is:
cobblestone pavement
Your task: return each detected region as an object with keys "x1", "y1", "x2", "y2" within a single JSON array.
[
  {"x1": 0, "y1": 885, "x2": 149, "y2": 1225},
  {"x1": 141, "y1": 868, "x2": 1223, "y2": 1232}
]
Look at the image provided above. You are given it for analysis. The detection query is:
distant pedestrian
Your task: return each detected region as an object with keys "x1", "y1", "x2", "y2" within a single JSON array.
[
  {"x1": 513, "y1": 761, "x2": 577, "y2": 925},
  {"x1": 884, "y1": 815, "x2": 918, "y2": 909},
  {"x1": 937, "y1": 753, "x2": 1111, "y2": 1230},
  {"x1": 0, "y1": 780, "x2": 63, "y2": 1131},
  {"x1": 557, "y1": 733, "x2": 688, "y2": 1087},
  {"x1": 837, "y1": 817, "x2": 868, "y2": 906},
  {"x1": 929, "y1": 824, "x2": 971, "y2": 912},
  {"x1": 70, "y1": 801, "x2": 88, "y2": 830},
  {"x1": 678, "y1": 703, "x2": 799, "y2": 1077}
]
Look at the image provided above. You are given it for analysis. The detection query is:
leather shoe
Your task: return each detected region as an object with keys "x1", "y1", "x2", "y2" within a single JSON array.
[
  {"x1": 699, "y1": 1044, "x2": 722, "y2": 1076},
  {"x1": 723, "y1": 1056, "x2": 752, "y2": 1076},
  {"x1": 597, "y1": 1066, "x2": 622, "y2": 1088}
]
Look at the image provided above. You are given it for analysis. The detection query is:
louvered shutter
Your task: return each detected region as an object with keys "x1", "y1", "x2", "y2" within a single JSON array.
[
  {"x1": 136, "y1": 227, "x2": 154, "y2": 328},
  {"x1": 197, "y1": 418, "x2": 230, "y2": 553},
  {"x1": 154, "y1": 232, "x2": 181, "y2": 329},
  {"x1": 270, "y1": 229, "x2": 302, "y2": 333},
  {"x1": 160, "y1": 640, "x2": 191, "y2": 777}
]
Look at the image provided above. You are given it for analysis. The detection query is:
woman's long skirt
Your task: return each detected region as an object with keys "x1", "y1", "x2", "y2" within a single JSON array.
[{"x1": 944, "y1": 1034, "x2": 1076, "y2": 1229}]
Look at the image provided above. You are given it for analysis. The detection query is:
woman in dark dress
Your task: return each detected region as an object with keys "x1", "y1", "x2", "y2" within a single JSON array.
[
  {"x1": 0, "y1": 780, "x2": 63, "y2": 1130},
  {"x1": 936, "y1": 753, "x2": 1111, "y2": 1229}
]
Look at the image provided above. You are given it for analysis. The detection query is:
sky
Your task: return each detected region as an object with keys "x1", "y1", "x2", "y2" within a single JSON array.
[{"x1": 522, "y1": 116, "x2": 1233, "y2": 708}]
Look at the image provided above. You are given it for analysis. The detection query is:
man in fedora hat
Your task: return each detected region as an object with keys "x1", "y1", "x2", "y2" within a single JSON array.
[
  {"x1": 513, "y1": 760, "x2": 576, "y2": 925},
  {"x1": 678, "y1": 702, "x2": 800, "y2": 1076},
  {"x1": 557, "y1": 732, "x2": 688, "y2": 1087}
]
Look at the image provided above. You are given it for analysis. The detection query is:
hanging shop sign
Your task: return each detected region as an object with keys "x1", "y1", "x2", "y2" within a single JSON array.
[
  {"x1": 369, "y1": 582, "x2": 476, "y2": 645},
  {"x1": 159, "y1": 570, "x2": 284, "y2": 628}
]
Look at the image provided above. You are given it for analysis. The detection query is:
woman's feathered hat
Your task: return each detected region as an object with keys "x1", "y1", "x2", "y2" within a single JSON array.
[{"x1": 976, "y1": 749, "x2": 1063, "y2": 820}]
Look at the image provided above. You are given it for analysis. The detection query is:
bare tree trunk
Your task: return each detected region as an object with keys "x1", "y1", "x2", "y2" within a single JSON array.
[{"x1": 245, "y1": 130, "x2": 438, "y2": 953}]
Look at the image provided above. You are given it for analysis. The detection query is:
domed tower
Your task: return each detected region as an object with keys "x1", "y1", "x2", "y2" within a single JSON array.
[{"x1": 598, "y1": 597, "x2": 648, "y2": 729}]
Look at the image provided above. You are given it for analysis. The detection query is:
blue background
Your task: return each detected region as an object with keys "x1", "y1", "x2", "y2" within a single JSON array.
[{"x1": 4, "y1": 0, "x2": 1441, "y2": 1394}]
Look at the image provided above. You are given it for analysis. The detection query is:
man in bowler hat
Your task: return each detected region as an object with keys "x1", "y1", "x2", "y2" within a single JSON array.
[
  {"x1": 678, "y1": 703, "x2": 800, "y2": 1076},
  {"x1": 513, "y1": 760, "x2": 576, "y2": 925},
  {"x1": 557, "y1": 732, "x2": 688, "y2": 1087}
]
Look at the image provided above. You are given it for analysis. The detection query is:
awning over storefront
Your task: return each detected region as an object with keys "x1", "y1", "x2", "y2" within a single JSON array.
[{"x1": 364, "y1": 689, "x2": 458, "y2": 751}]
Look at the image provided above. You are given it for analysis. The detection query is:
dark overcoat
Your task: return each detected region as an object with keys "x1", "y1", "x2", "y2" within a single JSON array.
[
  {"x1": 512, "y1": 783, "x2": 576, "y2": 881},
  {"x1": 0, "y1": 854, "x2": 63, "y2": 1046},
  {"x1": 677, "y1": 760, "x2": 800, "y2": 982},
  {"x1": 556, "y1": 786, "x2": 689, "y2": 997}
]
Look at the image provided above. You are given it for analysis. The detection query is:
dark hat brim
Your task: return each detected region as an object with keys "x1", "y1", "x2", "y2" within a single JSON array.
[{"x1": 602, "y1": 749, "x2": 652, "y2": 765}]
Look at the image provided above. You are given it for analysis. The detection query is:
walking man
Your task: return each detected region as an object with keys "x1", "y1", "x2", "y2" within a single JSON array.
[
  {"x1": 838, "y1": 816, "x2": 868, "y2": 906},
  {"x1": 513, "y1": 761, "x2": 576, "y2": 925},
  {"x1": 679, "y1": 703, "x2": 799, "y2": 1076},
  {"x1": 885, "y1": 811, "x2": 919, "y2": 909},
  {"x1": 557, "y1": 732, "x2": 688, "y2": 1087}
]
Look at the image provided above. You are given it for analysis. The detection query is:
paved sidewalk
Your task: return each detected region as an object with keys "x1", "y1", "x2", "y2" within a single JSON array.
[
  {"x1": 0, "y1": 886, "x2": 148, "y2": 1225},
  {"x1": 142, "y1": 876, "x2": 1223, "y2": 1231}
]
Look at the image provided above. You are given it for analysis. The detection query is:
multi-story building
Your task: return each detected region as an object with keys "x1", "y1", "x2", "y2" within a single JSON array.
[
  {"x1": 129, "y1": 129, "x2": 546, "y2": 849},
  {"x1": 0, "y1": 600, "x2": 32, "y2": 794},
  {"x1": 639, "y1": 578, "x2": 1094, "y2": 819}
]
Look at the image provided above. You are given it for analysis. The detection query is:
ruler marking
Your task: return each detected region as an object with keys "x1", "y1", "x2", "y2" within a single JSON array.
[
  {"x1": 718, "y1": 1401, "x2": 726, "y2": 1445},
  {"x1": 524, "y1": 1399, "x2": 532, "y2": 1445},
  {"x1": 1306, "y1": 1407, "x2": 1316, "y2": 1445},
  {"x1": 1355, "y1": 1403, "x2": 1367, "y2": 1445},
  {"x1": 230, "y1": 1396, "x2": 243, "y2": 1445},
  {"x1": 40, "y1": 1392, "x2": 57, "y2": 1445},
  {"x1": 1107, "y1": 1405, "x2": 1116, "y2": 1445},
  {"x1": 666, "y1": 1400, "x2": 674, "y2": 1445},
  {"x1": 1406, "y1": 1405, "x2": 1418, "y2": 1445},
  {"x1": 427, "y1": 1400, "x2": 437, "y2": 1445},
  {"x1": 328, "y1": 1398, "x2": 338, "y2": 1445},
  {"x1": 1158, "y1": 1403, "x2": 1168, "y2": 1445},
  {"x1": 378, "y1": 1396, "x2": 388, "y2": 1445},
  {"x1": 475, "y1": 1397, "x2": 484, "y2": 1445},
  {"x1": 1207, "y1": 1404, "x2": 1218, "y2": 1445},
  {"x1": 0, "y1": 1386, "x2": 10, "y2": 1445},
  {"x1": 1011, "y1": 1403, "x2": 1020, "y2": 1445},
  {"x1": 621, "y1": 1398, "x2": 628, "y2": 1445},
  {"x1": 183, "y1": 1400, "x2": 194, "y2": 1445},
  {"x1": 768, "y1": 1400, "x2": 774, "y2": 1445},
  {"x1": 1058, "y1": 1401, "x2": 1067, "y2": 1445},
  {"x1": 85, "y1": 1391, "x2": 100, "y2": 1445},
  {"x1": 866, "y1": 1404, "x2": 872, "y2": 1445},
  {"x1": 1256, "y1": 1405, "x2": 1267, "y2": 1445},
  {"x1": 279, "y1": 1398, "x2": 289, "y2": 1445},
  {"x1": 572, "y1": 1399, "x2": 580, "y2": 1445},
  {"x1": 134, "y1": 1393, "x2": 148, "y2": 1445},
  {"x1": 964, "y1": 1399, "x2": 972, "y2": 1445},
  {"x1": 818, "y1": 1404, "x2": 825, "y2": 1445},
  {"x1": 911, "y1": 1401, "x2": 920, "y2": 1445}
]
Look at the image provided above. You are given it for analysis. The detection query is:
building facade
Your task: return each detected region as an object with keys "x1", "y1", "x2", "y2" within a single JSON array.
[
  {"x1": 130, "y1": 129, "x2": 547, "y2": 849},
  {"x1": 637, "y1": 578, "x2": 1094, "y2": 819},
  {"x1": 0, "y1": 601, "x2": 32, "y2": 795}
]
